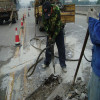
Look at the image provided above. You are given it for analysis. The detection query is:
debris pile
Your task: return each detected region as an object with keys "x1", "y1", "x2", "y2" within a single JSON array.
[
  {"x1": 44, "y1": 74, "x2": 61, "y2": 85},
  {"x1": 65, "y1": 77, "x2": 88, "y2": 100},
  {"x1": 54, "y1": 95, "x2": 63, "y2": 100},
  {"x1": 25, "y1": 74, "x2": 62, "y2": 100}
]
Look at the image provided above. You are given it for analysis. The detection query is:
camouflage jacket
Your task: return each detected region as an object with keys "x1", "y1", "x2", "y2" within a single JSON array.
[{"x1": 42, "y1": 4, "x2": 62, "y2": 40}]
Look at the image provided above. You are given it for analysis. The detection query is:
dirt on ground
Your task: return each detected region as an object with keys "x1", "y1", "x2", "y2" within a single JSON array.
[
  {"x1": 25, "y1": 74, "x2": 62, "y2": 100},
  {"x1": 25, "y1": 74, "x2": 88, "y2": 100}
]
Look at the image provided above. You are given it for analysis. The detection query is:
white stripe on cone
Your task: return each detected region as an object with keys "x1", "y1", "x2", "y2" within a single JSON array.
[
  {"x1": 15, "y1": 27, "x2": 20, "y2": 45},
  {"x1": 15, "y1": 27, "x2": 18, "y2": 35},
  {"x1": 21, "y1": 18, "x2": 23, "y2": 27}
]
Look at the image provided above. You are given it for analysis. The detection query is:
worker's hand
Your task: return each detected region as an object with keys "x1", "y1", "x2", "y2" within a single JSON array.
[
  {"x1": 48, "y1": 36, "x2": 52, "y2": 44},
  {"x1": 48, "y1": 36, "x2": 55, "y2": 45}
]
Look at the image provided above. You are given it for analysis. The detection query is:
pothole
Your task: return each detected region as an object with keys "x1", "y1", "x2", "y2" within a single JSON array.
[
  {"x1": 54, "y1": 95, "x2": 63, "y2": 100},
  {"x1": 65, "y1": 77, "x2": 88, "y2": 100},
  {"x1": 25, "y1": 74, "x2": 62, "y2": 100}
]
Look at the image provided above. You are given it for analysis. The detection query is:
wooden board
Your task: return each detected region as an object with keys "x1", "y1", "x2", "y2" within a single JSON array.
[
  {"x1": 61, "y1": 15, "x2": 75, "y2": 23},
  {"x1": 34, "y1": 4, "x2": 75, "y2": 24}
]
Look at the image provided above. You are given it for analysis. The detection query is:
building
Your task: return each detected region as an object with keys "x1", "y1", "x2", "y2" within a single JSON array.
[{"x1": 30, "y1": 1, "x2": 34, "y2": 7}]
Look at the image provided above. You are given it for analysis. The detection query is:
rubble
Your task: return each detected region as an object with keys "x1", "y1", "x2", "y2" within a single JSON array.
[
  {"x1": 44, "y1": 74, "x2": 61, "y2": 85},
  {"x1": 25, "y1": 75, "x2": 88, "y2": 100},
  {"x1": 25, "y1": 74, "x2": 62, "y2": 100},
  {"x1": 54, "y1": 95, "x2": 63, "y2": 100},
  {"x1": 65, "y1": 77, "x2": 88, "y2": 100}
]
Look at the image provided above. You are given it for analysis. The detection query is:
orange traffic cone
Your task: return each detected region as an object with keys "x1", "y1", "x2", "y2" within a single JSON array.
[
  {"x1": 28, "y1": 12, "x2": 30, "y2": 17},
  {"x1": 15, "y1": 27, "x2": 20, "y2": 45},
  {"x1": 21, "y1": 18, "x2": 23, "y2": 28}
]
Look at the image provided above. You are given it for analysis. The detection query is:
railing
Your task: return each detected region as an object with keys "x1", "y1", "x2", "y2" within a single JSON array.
[{"x1": 75, "y1": 5, "x2": 100, "y2": 15}]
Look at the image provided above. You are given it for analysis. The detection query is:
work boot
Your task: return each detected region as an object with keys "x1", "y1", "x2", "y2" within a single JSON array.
[
  {"x1": 62, "y1": 67, "x2": 67, "y2": 73},
  {"x1": 42, "y1": 64, "x2": 49, "y2": 69}
]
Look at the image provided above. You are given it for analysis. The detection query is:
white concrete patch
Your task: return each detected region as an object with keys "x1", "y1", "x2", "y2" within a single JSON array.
[
  {"x1": 0, "y1": 75, "x2": 9, "y2": 90},
  {"x1": 6, "y1": 73, "x2": 14, "y2": 100},
  {"x1": 78, "y1": 25, "x2": 86, "y2": 30},
  {"x1": 0, "y1": 45, "x2": 41, "y2": 75},
  {"x1": 0, "y1": 43, "x2": 44, "y2": 100},
  {"x1": 65, "y1": 36, "x2": 77, "y2": 45}
]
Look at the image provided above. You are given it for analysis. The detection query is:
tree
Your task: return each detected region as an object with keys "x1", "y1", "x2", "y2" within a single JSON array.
[{"x1": 97, "y1": 0, "x2": 100, "y2": 4}]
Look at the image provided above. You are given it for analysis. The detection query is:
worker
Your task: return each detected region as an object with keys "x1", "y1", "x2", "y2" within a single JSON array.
[
  {"x1": 42, "y1": 1, "x2": 67, "y2": 72},
  {"x1": 88, "y1": 17, "x2": 100, "y2": 100}
]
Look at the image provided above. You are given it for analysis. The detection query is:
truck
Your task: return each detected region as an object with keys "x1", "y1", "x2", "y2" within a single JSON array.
[
  {"x1": 0, "y1": 0, "x2": 18, "y2": 24},
  {"x1": 34, "y1": 0, "x2": 75, "y2": 30}
]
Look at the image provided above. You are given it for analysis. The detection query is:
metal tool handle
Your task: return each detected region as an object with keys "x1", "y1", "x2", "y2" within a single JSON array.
[{"x1": 73, "y1": 28, "x2": 89, "y2": 85}]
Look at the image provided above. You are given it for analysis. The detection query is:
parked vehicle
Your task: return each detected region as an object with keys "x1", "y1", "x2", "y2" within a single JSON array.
[{"x1": 0, "y1": 0, "x2": 18, "y2": 24}]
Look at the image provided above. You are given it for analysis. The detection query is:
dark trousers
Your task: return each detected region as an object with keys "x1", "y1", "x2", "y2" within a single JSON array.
[{"x1": 44, "y1": 29, "x2": 66, "y2": 68}]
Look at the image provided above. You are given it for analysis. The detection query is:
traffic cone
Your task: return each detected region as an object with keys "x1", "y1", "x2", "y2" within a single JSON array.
[
  {"x1": 21, "y1": 18, "x2": 23, "y2": 28},
  {"x1": 15, "y1": 27, "x2": 20, "y2": 45},
  {"x1": 28, "y1": 12, "x2": 30, "y2": 17}
]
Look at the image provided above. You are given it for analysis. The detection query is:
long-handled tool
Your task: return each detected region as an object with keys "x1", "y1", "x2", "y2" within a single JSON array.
[
  {"x1": 50, "y1": 44, "x2": 55, "y2": 74},
  {"x1": 48, "y1": 37, "x2": 56, "y2": 74},
  {"x1": 72, "y1": 28, "x2": 89, "y2": 85}
]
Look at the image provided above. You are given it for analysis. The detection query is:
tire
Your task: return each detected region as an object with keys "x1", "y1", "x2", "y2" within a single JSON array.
[
  {"x1": 0, "y1": 20, "x2": 3, "y2": 25},
  {"x1": 12, "y1": 17, "x2": 17, "y2": 23}
]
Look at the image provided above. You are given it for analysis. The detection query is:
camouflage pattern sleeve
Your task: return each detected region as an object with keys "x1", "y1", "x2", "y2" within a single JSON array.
[
  {"x1": 52, "y1": 6, "x2": 61, "y2": 40},
  {"x1": 42, "y1": 13, "x2": 49, "y2": 33},
  {"x1": 42, "y1": 5, "x2": 62, "y2": 39}
]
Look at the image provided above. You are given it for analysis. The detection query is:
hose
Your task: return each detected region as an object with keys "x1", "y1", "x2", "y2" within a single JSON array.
[
  {"x1": 30, "y1": 38, "x2": 79, "y2": 61},
  {"x1": 27, "y1": 57, "x2": 43, "y2": 77},
  {"x1": 30, "y1": 38, "x2": 42, "y2": 51},
  {"x1": 83, "y1": 54, "x2": 91, "y2": 62},
  {"x1": 27, "y1": 43, "x2": 54, "y2": 77},
  {"x1": 28, "y1": 37, "x2": 91, "y2": 77}
]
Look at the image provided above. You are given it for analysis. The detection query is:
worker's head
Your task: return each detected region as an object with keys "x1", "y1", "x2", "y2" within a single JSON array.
[{"x1": 43, "y1": 1, "x2": 51, "y2": 20}]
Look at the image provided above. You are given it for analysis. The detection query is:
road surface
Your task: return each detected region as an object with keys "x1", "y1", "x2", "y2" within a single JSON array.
[{"x1": 0, "y1": 8, "x2": 92, "y2": 100}]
